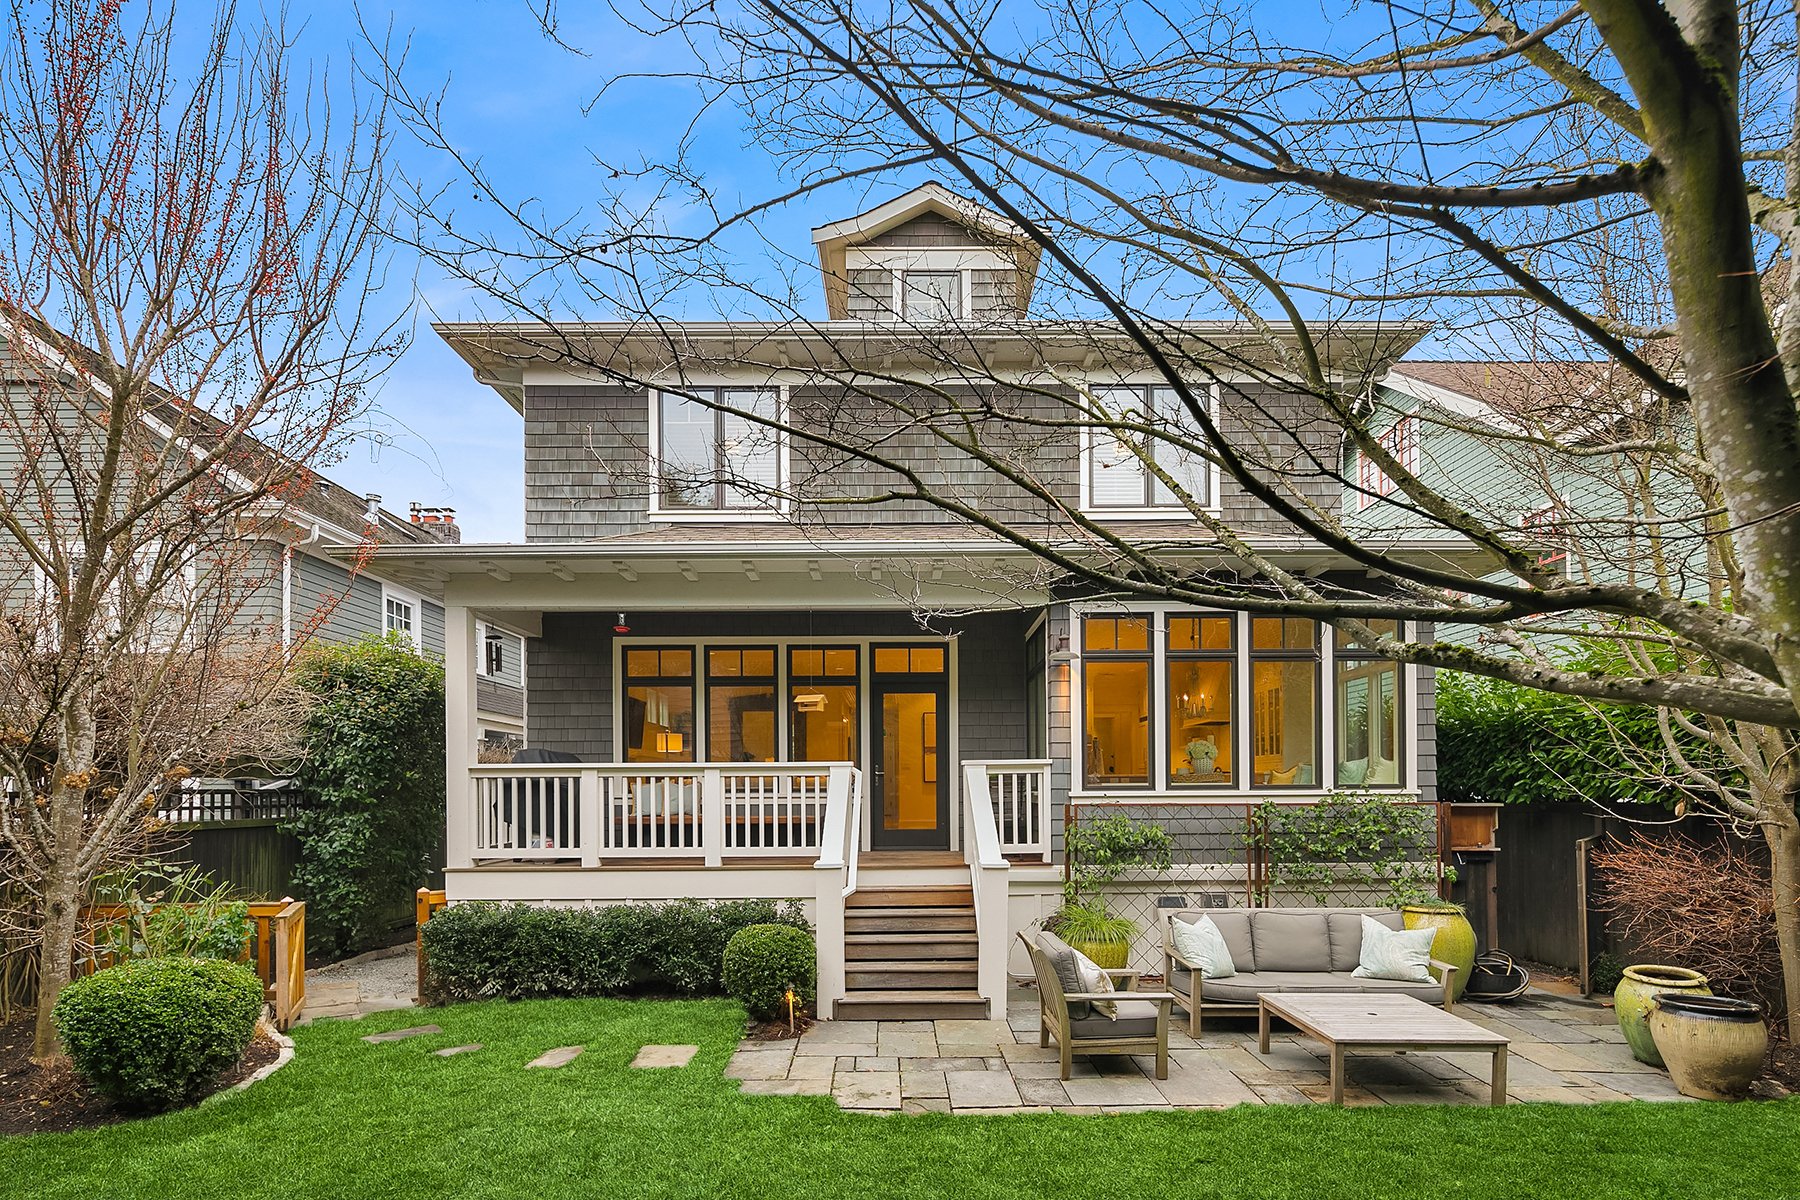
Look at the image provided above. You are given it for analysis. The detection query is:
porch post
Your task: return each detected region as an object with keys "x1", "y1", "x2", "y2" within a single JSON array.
[{"x1": 444, "y1": 604, "x2": 480, "y2": 872}]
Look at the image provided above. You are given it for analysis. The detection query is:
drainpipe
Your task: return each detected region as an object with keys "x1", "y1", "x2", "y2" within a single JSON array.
[{"x1": 282, "y1": 523, "x2": 325, "y2": 653}]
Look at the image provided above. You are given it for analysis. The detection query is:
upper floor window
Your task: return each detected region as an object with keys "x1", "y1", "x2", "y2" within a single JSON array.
[
  {"x1": 1357, "y1": 416, "x2": 1419, "y2": 508},
  {"x1": 384, "y1": 588, "x2": 420, "y2": 649},
  {"x1": 902, "y1": 271, "x2": 962, "y2": 322},
  {"x1": 1085, "y1": 385, "x2": 1212, "y2": 512},
  {"x1": 1522, "y1": 504, "x2": 1569, "y2": 568},
  {"x1": 654, "y1": 388, "x2": 783, "y2": 513}
]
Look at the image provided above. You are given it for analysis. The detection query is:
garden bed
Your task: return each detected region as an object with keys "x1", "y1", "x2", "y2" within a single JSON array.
[{"x1": 0, "y1": 1019, "x2": 281, "y2": 1136}]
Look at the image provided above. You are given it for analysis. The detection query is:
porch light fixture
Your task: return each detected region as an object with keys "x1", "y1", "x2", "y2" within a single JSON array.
[
  {"x1": 1048, "y1": 633, "x2": 1074, "y2": 664},
  {"x1": 613, "y1": 612, "x2": 631, "y2": 634}
]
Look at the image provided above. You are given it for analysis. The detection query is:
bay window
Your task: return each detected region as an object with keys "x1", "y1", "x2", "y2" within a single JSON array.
[{"x1": 1334, "y1": 620, "x2": 1403, "y2": 787}]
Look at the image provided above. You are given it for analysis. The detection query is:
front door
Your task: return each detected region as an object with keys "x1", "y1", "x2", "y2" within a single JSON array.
[{"x1": 869, "y1": 647, "x2": 950, "y2": 850}]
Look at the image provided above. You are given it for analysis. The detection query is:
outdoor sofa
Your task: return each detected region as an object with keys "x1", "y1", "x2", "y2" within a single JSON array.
[{"x1": 1164, "y1": 907, "x2": 1459, "y2": 1035}]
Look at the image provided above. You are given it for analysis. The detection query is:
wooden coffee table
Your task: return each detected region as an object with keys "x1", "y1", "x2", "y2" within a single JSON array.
[{"x1": 1259, "y1": 992, "x2": 1510, "y2": 1106}]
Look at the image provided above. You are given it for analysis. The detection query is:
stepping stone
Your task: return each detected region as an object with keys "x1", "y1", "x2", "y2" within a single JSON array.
[
  {"x1": 362, "y1": 1024, "x2": 442, "y2": 1044},
  {"x1": 434, "y1": 1044, "x2": 482, "y2": 1057},
  {"x1": 632, "y1": 1044, "x2": 699, "y2": 1069},
  {"x1": 527, "y1": 1046, "x2": 584, "y2": 1069}
]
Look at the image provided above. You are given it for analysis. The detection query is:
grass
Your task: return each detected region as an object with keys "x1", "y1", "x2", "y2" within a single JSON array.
[{"x1": 3, "y1": 998, "x2": 1797, "y2": 1200}]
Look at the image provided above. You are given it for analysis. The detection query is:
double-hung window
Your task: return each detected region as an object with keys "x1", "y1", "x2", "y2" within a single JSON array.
[
  {"x1": 901, "y1": 271, "x2": 962, "y2": 322},
  {"x1": 1085, "y1": 385, "x2": 1211, "y2": 511},
  {"x1": 655, "y1": 387, "x2": 783, "y2": 513},
  {"x1": 1334, "y1": 619, "x2": 1403, "y2": 788},
  {"x1": 384, "y1": 588, "x2": 420, "y2": 648}
]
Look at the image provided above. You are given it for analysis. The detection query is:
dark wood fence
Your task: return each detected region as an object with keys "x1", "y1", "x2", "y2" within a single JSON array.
[{"x1": 155, "y1": 781, "x2": 305, "y2": 900}]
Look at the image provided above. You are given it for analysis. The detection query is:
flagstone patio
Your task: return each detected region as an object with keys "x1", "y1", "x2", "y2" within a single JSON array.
[{"x1": 726, "y1": 989, "x2": 1692, "y2": 1113}]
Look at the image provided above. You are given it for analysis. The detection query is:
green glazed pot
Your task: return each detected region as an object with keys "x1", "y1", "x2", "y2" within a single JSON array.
[
  {"x1": 1402, "y1": 905, "x2": 1477, "y2": 1002},
  {"x1": 1067, "y1": 937, "x2": 1131, "y2": 970},
  {"x1": 1615, "y1": 965, "x2": 1710, "y2": 1066}
]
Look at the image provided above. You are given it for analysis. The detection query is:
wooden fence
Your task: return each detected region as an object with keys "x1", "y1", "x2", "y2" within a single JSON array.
[
  {"x1": 415, "y1": 888, "x2": 448, "y2": 1005},
  {"x1": 73, "y1": 898, "x2": 308, "y2": 1029}
]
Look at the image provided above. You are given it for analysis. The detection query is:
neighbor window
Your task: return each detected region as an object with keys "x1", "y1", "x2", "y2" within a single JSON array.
[
  {"x1": 1167, "y1": 615, "x2": 1235, "y2": 787},
  {"x1": 1081, "y1": 615, "x2": 1153, "y2": 787},
  {"x1": 655, "y1": 388, "x2": 782, "y2": 511},
  {"x1": 1357, "y1": 416, "x2": 1419, "y2": 508},
  {"x1": 1334, "y1": 620, "x2": 1403, "y2": 788},
  {"x1": 624, "y1": 647, "x2": 696, "y2": 763},
  {"x1": 384, "y1": 592, "x2": 419, "y2": 647},
  {"x1": 1249, "y1": 618, "x2": 1319, "y2": 789},
  {"x1": 1086, "y1": 385, "x2": 1211, "y2": 510},
  {"x1": 902, "y1": 271, "x2": 962, "y2": 322},
  {"x1": 706, "y1": 647, "x2": 778, "y2": 763}
]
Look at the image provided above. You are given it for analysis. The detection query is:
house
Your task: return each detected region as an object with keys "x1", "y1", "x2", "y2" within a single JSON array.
[
  {"x1": 370, "y1": 184, "x2": 1474, "y2": 1019},
  {"x1": 0, "y1": 318, "x2": 530, "y2": 753}
]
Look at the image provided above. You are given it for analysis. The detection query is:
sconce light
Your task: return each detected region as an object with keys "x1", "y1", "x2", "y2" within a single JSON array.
[
  {"x1": 1048, "y1": 633, "x2": 1075, "y2": 664},
  {"x1": 793, "y1": 692, "x2": 826, "y2": 713}
]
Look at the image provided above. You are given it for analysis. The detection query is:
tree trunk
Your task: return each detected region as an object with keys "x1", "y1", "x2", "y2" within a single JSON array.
[
  {"x1": 31, "y1": 865, "x2": 82, "y2": 1061},
  {"x1": 1761, "y1": 781, "x2": 1800, "y2": 1042}
]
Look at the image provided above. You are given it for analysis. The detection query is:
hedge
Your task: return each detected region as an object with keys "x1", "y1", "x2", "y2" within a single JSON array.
[
  {"x1": 419, "y1": 898, "x2": 811, "y2": 1002},
  {"x1": 54, "y1": 957, "x2": 265, "y2": 1111}
]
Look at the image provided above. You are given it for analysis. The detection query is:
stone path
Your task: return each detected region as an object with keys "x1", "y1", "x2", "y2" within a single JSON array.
[
  {"x1": 527, "y1": 1046, "x2": 584, "y2": 1069},
  {"x1": 727, "y1": 989, "x2": 1691, "y2": 1114},
  {"x1": 302, "y1": 946, "x2": 418, "y2": 1024}
]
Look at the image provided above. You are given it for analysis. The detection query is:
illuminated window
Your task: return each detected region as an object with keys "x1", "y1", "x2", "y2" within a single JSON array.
[
  {"x1": 706, "y1": 647, "x2": 777, "y2": 763},
  {"x1": 789, "y1": 646, "x2": 858, "y2": 763},
  {"x1": 1081, "y1": 615, "x2": 1152, "y2": 787},
  {"x1": 1335, "y1": 621, "x2": 1403, "y2": 788},
  {"x1": 623, "y1": 647, "x2": 695, "y2": 763},
  {"x1": 1167, "y1": 616, "x2": 1235, "y2": 787},
  {"x1": 1249, "y1": 618, "x2": 1318, "y2": 789}
]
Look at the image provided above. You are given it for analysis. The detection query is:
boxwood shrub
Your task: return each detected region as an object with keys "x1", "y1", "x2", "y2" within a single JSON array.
[
  {"x1": 420, "y1": 898, "x2": 810, "y2": 1002},
  {"x1": 54, "y1": 957, "x2": 265, "y2": 1111},
  {"x1": 722, "y1": 924, "x2": 817, "y2": 1019}
]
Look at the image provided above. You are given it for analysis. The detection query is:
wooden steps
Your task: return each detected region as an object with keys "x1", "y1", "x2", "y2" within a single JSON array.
[{"x1": 834, "y1": 885, "x2": 987, "y2": 1020}]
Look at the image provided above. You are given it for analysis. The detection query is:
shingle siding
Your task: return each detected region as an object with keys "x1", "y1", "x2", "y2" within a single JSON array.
[{"x1": 864, "y1": 212, "x2": 991, "y2": 248}]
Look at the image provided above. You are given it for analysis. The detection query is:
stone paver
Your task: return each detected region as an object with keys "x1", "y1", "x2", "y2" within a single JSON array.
[
  {"x1": 729, "y1": 988, "x2": 1707, "y2": 1115},
  {"x1": 361, "y1": 1024, "x2": 441, "y2": 1044},
  {"x1": 526, "y1": 1046, "x2": 583, "y2": 1069},
  {"x1": 632, "y1": 1044, "x2": 699, "y2": 1068},
  {"x1": 945, "y1": 1069, "x2": 1023, "y2": 1109},
  {"x1": 433, "y1": 1044, "x2": 482, "y2": 1057}
]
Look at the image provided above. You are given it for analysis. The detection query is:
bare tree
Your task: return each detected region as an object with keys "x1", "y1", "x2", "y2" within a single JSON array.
[
  {"x1": 387, "y1": 1, "x2": 1800, "y2": 1028},
  {"x1": 0, "y1": 0, "x2": 397, "y2": 1058}
]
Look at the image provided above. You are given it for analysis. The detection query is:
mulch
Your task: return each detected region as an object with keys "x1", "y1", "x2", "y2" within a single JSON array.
[
  {"x1": 0, "y1": 1019, "x2": 281, "y2": 1136},
  {"x1": 744, "y1": 1013, "x2": 816, "y2": 1041}
]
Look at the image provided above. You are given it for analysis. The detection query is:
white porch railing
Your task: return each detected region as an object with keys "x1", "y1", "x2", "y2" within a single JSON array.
[
  {"x1": 466, "y1": 762, "x2": 857, "y2": 868},
  {"x1": 963, "y1": 759, "x2": 1052, "y2": 862},
  {"x1": 961, "y1": 761, "x2": 1015, "y2": 1015}
]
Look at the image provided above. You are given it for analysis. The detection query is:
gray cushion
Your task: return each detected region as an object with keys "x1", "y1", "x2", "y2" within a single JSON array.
[
  {"x1": 1034, "y1": 931, "x2": 1091, "y2": 1020},
  {"x1": 1068, "y1": 998, "x2": 1161, "y2": 1039},
  {"x1": 1350, "y1": 975, "x2": 1445, "y2": 1003},
  {"x1": 1198, "y1": 971, "x2": 1362, "y2": 1005},
  {"x1": 1326, "y1": 910, "x2": 1403, "y2": 972},
  {"x1": 1173, "y1": 909, "x2": 1254, "y2": 973},
  {"x1": 1251, "y1": 911, "x2": 1332, "y2": 972}
]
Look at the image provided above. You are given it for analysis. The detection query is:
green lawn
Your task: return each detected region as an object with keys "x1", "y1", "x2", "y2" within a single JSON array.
[{"x1": 3, "y1": 998, "x2": 1795, "y2": 1200}]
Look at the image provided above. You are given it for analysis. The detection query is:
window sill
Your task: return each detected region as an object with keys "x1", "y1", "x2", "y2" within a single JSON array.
[
  {"x1": 1078, "y1": 507, "x2": 1220, "y2": 521},
  {"x1": 646, "y1": 510, "x2": 789, "y2": 524}
]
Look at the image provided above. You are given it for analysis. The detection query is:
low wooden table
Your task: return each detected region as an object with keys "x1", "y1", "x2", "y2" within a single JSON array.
[{"x1": 1259, "y1": 992, "x2": 1510, "y2": 1106}]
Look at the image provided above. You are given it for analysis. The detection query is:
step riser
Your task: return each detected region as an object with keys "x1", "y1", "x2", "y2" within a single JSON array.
[
  {"x1": 836, "y1": 999, "x2": 989, "y2": 1020},
  {"x1": 846, "y1": 888, "x2": 973, "y2": 909},
  {"x1": 846, "y1": 972, "x2": 979, "y2": 990},
  {"x1": 845, "y1": 914, "x2": 976, "y2": 933}
]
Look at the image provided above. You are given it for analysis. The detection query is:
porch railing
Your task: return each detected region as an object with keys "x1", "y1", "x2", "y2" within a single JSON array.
[
  {"x1": 963, "y1": 759, "x2": 1052, "y2": 861},
  {"x1": 961, "y1": 761, "x2": 1014, "y2": 1014},
  {"x1": 466, "y1": 762, "x2": 858, "y2": 868}
]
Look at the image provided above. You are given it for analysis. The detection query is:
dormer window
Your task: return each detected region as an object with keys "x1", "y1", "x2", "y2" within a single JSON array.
[{"x1": 902, "y1": 271, "x2": 962, "y2": 322}]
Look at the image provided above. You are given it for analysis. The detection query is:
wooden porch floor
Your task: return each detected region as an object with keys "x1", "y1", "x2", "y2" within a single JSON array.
[{"x1": 464, "y1": 850, "x2": 973, "y2": 871}]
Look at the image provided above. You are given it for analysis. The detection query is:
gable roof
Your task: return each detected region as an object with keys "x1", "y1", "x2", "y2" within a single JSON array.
[
  {"x1": 1385, "y1": 359, "x2": 1665, "y2": 438},
  {"x1": 810, "y1": 182, "x2": 1027, "y2": 247}
]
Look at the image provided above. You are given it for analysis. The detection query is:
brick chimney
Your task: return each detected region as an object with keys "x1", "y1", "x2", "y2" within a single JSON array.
[{"x1": 408, "y1": 502, "x2": 462, "y2": 544}]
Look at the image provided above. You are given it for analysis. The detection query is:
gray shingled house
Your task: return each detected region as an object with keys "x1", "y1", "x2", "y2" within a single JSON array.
[{"x1": 368, "y1": 184, "x2": 1469, "y2": 1020}]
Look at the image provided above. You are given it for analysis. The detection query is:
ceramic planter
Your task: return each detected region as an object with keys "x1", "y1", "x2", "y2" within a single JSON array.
[
  {"x1": 1402, "y1": 905, "x2": 1476, "y2": 1002},
  {"x1": 1067, "y1": 937, "x2": 1131, "y2": 970},
  {"x1": 1615, "y1": 964, "x2": 1710, "y2": 1066},
  {"x1": 1649, "y1": 993, "x2": 1767, "y2": 1099}
]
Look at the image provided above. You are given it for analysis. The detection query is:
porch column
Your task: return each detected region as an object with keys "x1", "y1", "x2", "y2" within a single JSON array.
[{"x1": 444, "y1": 603, "x2": 481, "y2": 871}]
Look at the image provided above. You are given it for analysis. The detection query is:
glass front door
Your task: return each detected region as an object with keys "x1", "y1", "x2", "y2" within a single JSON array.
[{"x1": 870, "y1": 680, "x2": 949, "y2": 849}]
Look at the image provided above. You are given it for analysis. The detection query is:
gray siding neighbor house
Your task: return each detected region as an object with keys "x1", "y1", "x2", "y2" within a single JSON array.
[{"x1": 375, "y1": 183, "x2": 1467, "y2": 1020}]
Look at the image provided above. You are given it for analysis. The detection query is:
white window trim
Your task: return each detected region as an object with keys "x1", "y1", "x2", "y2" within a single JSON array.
[
  {"x1": 1077, "y1": 381, "x2": 1222, "y2": 518},
  {"x1": 1067, "y1": 601, "x2": 1417, "y2": 796},
  {"x1": 382, "y1": 582, "x2": 424, "y2": 650},
  {"x1": 1357, "y1": 415, "x2": 1420, "y2": 510},
  {"x1": 646, "y1": 383, "x2": 791, "y2": 522}
]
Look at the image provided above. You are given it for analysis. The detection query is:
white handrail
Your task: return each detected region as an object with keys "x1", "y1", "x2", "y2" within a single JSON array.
[
  {"x1": 962, "y1": 761, "x2": 1013, "y2": 1013},
  {"x1": 962, "y1": 759, "x2": 1052, "y2": 861},
  {"x1": 843, "y1": 767, "x2": 863, "y2": 899}
]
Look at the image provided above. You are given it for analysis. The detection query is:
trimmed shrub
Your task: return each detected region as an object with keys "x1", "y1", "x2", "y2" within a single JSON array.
[
  {"x1": 53, "y1": 957, "x2": 264, "y2": 1111},
  {"x1": 419, "y1": 898, "x2": 810, "y2": 1003},
  {"x1": 288, "y1": 633, "x2": 446, "y2": 956},
  {"x1": 722, "y1": 924, "x2": 817, "y2": 1019}
]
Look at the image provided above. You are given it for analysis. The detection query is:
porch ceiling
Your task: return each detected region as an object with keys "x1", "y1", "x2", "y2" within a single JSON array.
[{"x1": 339, "y1": 535, "x2": 1498, "y2": 615}]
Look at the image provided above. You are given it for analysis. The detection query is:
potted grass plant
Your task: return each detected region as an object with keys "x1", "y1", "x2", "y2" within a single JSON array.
[{"x1": 1049, "y1": 813, "x2": 1174, "y2": 969}]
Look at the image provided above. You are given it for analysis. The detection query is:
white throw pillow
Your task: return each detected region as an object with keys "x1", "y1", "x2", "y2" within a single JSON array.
[
  {"x1": 1171, "y1": 915, "x2": 1237, "y2": 980},
  {"x1": 1352, "y1": 914, "x2": 1437, "y2": 984},
  {"x1": 1070, "y1": 948, "x2": 1118, "y2": 1019}
]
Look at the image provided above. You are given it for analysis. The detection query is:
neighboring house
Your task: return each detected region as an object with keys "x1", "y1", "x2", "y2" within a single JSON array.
[
  {"x1": 0, "y1": 320, "x2": 530, "y2": 750},
  {"x1": 1350, "y1": 360, "x2": 1710, "y2": 643},
  {"x1": 370, "y1": 183, "x2": 1473, "y2": 1019}
]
